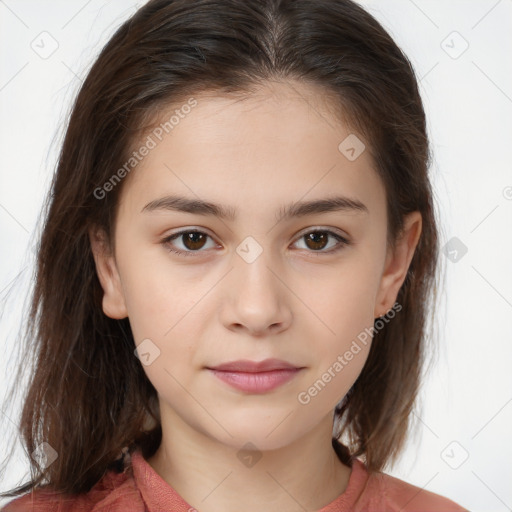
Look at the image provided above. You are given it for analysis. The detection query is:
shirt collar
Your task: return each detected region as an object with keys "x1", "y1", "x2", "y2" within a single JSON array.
[{"x1": 130, "y1": 447, "x2": 367, "y2": 512}]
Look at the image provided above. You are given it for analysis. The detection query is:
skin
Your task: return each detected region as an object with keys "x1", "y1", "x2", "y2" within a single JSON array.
[{"x1": 89, "y1": 79, "x2": 421, "y2": 512}]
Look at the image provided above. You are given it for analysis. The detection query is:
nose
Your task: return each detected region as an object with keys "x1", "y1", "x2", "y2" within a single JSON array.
[{"x1": 219, "y1": 247, "x2": 293, "y2": 337}]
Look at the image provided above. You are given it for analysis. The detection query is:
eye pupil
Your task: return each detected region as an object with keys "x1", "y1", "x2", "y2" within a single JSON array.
[
  {"x1": 305, "y1": 232, "x2": 328, "y2": 250},
  {"x1": 184, "y1": 232, "x2": 207, "y2": 250}
]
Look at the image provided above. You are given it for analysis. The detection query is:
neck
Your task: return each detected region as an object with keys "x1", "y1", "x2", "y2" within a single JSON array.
[{"x1": 147, "y1": 411, "x2": 352, "y2": 512}]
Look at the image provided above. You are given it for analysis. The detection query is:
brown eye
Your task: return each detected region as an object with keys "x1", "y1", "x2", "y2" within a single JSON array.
[
  {"x1": 182, "y1": 232, "x2": 208, "y2": 250},
  {"x1": 162, "y1": 230, "x2": 216, "y2": 257},
  {"x1": 293, "y1": 229, "x2": 350, "y2": 255},
  {"x1": 303, "y1": 232, "x2": 329, "y2": 251},
  {"x1": 162, "y1": 228, "x2": 349, "y2": 258}
]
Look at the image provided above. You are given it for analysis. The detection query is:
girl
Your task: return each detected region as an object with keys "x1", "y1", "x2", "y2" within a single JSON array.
[{"x1": 0, "y1": 0, "x2": 469, "y2": 510}]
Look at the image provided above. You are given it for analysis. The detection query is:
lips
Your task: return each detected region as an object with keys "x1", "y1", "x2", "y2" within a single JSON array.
[
  {"x1": 206, "y1": 358, "x2": 304, "y2": 393},
  {"x1": 207, "y1": 358, "x2": 301, "y2": 372}
]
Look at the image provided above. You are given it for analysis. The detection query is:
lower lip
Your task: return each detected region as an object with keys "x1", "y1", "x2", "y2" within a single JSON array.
[{"x1": 208, "y1": 368, "x2": 302, "y2": 393}]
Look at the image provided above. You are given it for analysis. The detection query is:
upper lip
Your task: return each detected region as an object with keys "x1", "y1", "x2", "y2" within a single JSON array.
[{"x1": 207, "y1": 358, "x2": 301, "y2": 372}]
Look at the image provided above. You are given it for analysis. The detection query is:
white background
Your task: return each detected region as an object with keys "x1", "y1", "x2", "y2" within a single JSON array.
[{"x1": 1, "y1": 1, "x2": 511, "y2": 510}]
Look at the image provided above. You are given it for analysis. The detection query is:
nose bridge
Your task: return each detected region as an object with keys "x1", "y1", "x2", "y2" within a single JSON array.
[
  {"x1": 222, "y1": 234, "x2": 290, "y2": 332},
  {"x1": 234, "y1": 234, "x2": 280, "y2": 298}
]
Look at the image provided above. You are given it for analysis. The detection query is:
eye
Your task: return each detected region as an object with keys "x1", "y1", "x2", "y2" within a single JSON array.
[
  {"x1": 292, "y1": 229, "x2": 350, "y2": 255},
  {"x1": 161, "y1": 228, "x2": 350, "y2": 258},
  {"x1": 162, "y1": 229, "x2": 217, "y2": 257}
]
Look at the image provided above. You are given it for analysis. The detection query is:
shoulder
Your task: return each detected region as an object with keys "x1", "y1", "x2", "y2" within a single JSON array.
[
  {"x1": 0, "y1": 465, "x2": 143, "y2": 512},
  {"x1": 359, "y1": 463, "x2": 469, "y2": 512}
]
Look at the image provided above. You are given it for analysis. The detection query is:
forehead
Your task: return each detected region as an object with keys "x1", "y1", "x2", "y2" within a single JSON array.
[{"x1": 117, "y1": 80, "x2": 385, "y2": 220}]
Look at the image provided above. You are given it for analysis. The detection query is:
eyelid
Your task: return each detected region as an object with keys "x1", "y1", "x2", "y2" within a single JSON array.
[
  {"x1": 163, "y1": 225, "x2": 350, "y2": 241},
  {"x1": 293, "y1": 225, "x2": 349, "y2": 241}
]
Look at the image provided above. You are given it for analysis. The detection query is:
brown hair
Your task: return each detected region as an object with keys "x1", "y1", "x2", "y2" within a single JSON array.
[{"x1": 1, "y1": 0, "x2": 442, "y2": 499}]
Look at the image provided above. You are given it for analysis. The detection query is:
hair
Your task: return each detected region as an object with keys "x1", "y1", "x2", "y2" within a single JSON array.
[{"x1": 0, "y1": 0, "x2": 443, "y2": 500}]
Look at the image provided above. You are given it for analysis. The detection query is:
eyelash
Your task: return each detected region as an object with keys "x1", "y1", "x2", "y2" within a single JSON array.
[{"x1": 161, "y1": 228, "x2": 350, "y2": 258}]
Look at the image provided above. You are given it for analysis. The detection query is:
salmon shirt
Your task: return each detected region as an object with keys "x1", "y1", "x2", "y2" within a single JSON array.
[{"x1": 1, "y1": 448, "x2": 469, "y2": 511}]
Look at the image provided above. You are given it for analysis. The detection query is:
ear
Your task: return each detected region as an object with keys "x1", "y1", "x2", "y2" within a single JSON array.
[
  {"x1": 374, "y1": 211, "x2": 422, "y2": 318},
  {"x1": 88, "y1": 225, "x2": 128, "y2": 319}
]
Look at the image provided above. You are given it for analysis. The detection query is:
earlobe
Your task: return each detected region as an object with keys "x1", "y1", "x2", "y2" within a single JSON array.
[
  {"x1": 374, "y1": 211, "x2": 422, "y2": 318},
  {"x1": 88, "y1": 226, "x2": 129, "y2": 320}
]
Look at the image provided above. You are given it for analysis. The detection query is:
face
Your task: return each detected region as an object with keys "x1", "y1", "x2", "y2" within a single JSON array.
[{"x1": 89, "y1": 80, "x2": 421, "y2": 451}]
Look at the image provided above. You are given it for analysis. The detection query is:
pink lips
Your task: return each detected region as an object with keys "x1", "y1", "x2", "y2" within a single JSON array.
[{"x1": 207, "y1": 358, "x2": 303, "y2": 393}]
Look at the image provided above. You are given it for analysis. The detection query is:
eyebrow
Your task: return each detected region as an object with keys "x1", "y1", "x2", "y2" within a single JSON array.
[{"x1": 141, "y1": 194, "x2": 369, "y2": 222}]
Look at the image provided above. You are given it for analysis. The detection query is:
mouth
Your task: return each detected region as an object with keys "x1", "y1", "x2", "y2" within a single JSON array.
[{"x1": 205, "y1": 358, "x2": 304, "y2": 394}]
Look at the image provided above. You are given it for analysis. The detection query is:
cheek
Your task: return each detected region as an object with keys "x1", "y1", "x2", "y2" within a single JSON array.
[
  {"x1": 303, "y1": 253, "x2": 382, "y2": 379},
  {"x1": 118, "y1": 253, "x2": 209, "y2": 369},
  {"x1": 126, "y1": 281, "x2": 199, "y2": 403},
  {"x1": 118, "y1": 250, "x2": 199, "y2": 337},
  {"x1": 316, "y1": 262, "x2": 381, "y2": 333}
]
